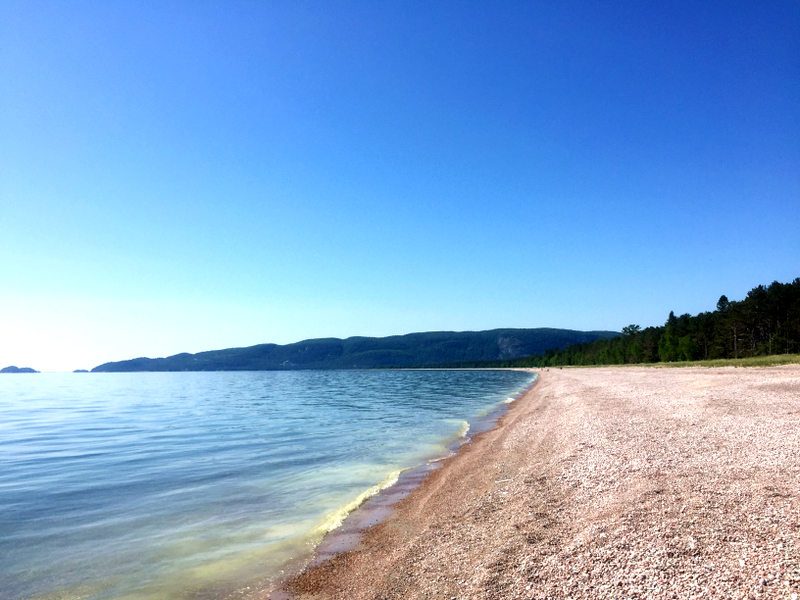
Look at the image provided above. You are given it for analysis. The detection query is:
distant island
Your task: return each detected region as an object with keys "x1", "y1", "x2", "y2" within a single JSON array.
[
  {"x1": 1, "y1": 366, "x2": 39, "y2": 373},
  {"x1": 74, "y1": 369, "x2": 89, "y2": 373},
  {"x1": 91, "y1": 328, "x2": 617, "y2": 372}
]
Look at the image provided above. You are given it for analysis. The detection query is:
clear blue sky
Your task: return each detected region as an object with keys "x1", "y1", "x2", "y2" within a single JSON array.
[{"x1": 2, "y1": 1, "x2": 798, "y2": 371}]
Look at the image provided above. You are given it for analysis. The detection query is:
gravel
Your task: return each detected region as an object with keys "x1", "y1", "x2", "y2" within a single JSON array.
[{"x1": 272, "y1": 365, "x2": 800, "y2": 600}]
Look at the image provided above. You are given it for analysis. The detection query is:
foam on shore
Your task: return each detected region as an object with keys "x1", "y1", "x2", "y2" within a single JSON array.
[{"x1": 311, "y1": 468, "x2": 405, "y2": 536}]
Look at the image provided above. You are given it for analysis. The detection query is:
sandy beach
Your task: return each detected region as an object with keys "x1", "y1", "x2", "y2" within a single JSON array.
[{"x1": 270, "y1": 365, "x2": 800, "y2": 600}]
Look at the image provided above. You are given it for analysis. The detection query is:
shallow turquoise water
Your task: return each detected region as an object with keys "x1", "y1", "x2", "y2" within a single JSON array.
[{"x1": 0, "y1": 369, "x2": 535, "y2": 600}]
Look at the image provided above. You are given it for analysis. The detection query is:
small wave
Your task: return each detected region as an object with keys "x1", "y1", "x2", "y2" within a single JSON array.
[
  {"x1": 503, "y1": 396, "x2": 515, "y2": 404},
  {"x1": 311, "y1": 469, "x2": 404, "y2": 535},
  {"x1": 455, "y1": 420, "x2": 470, "y2": 438}
]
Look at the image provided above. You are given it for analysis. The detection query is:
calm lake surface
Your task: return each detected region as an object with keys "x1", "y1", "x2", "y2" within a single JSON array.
[{"x1": 0, "y1": 369, "x2": 535, "y2": 600}]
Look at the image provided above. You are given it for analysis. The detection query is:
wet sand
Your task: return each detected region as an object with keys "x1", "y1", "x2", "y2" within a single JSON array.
[{"x1": 269, "y1": 366, "x2": 800, "y2": 599}]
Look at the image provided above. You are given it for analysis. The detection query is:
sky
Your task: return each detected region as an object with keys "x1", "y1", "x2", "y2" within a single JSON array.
[{"x1": 1, "y1": 1, "x2": 798, "y2": 372}]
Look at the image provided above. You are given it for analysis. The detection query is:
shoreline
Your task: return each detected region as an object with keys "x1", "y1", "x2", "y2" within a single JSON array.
[
  {"x1": 303, "y1": 372, "x2": 539, "y2": 567},
  {"x1": 265, "y1": 365, "x2": 800, "y2": 599},
  {"x1": 263, "y1": 370, "x2": 539, "y2": 600}
]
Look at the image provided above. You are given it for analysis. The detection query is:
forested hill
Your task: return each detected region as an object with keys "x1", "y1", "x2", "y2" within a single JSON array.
[
  {"x1": 91, "y1": 328, "x2": 617, "y2": 372},
  {"x1": 476, "y1": 278, "x2": 799, "y2": 368}
]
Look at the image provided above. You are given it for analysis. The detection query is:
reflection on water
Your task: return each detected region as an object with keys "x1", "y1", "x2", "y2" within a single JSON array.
[{"x1": 0, "y1": 369, "x2": 535, "y2": 600}]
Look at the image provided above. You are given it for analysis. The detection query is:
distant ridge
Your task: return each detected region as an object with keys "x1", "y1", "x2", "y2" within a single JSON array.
[{"x1": 91, "y1": 328, "x2": 618, "y2": 372}]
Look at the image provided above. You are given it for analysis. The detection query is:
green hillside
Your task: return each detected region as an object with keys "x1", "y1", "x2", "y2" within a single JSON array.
[
  {"x1": 91, "y1": 328, "x2": 617, "y2": 372},
  {"x1": 474, "y1": 278, "x2": 799, "y2": 368}
]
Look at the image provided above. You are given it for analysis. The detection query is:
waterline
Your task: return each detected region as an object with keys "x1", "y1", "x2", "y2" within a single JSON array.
[{"x1": 0, "y1": 369, "x2": 536, "y2": 600}]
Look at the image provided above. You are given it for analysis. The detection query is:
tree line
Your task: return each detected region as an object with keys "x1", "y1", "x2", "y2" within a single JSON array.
[
  {"x1": 444, "y1": 278, "x2": 800, "y2": 368},
  {"x1": 529, "y1": 278, "x2": 800, "y2": 366}
]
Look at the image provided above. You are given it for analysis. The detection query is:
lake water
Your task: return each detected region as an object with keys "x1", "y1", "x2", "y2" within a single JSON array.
[{"x1": 0, "y1": 369, "x2": 535, "y2": 600}]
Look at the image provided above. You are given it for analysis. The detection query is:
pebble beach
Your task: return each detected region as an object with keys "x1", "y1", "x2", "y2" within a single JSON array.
[{"x1": 272, "y1": 365, "x2": 800, "y2": 600}]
